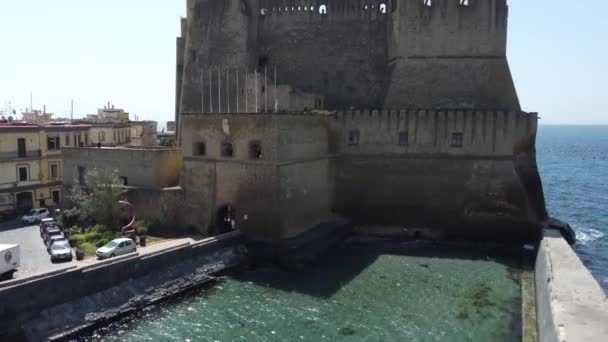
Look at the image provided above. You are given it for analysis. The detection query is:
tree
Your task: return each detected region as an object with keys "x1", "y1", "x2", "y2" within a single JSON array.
[{"x1": 68, "y1": 168, "x2": 128, "y2": 230}]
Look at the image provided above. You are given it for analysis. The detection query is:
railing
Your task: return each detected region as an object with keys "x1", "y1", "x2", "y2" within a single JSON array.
[{"x1": 0, "y1": 150, "x2": 42, "y2": 160}]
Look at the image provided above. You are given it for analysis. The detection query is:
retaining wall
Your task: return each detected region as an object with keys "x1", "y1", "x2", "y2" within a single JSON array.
[
  {"x1": 0, "y1": 232, "x2": 243, "y2": 339},
  {"x1": 535, "y1": 229, "x2": 608, "y2": 342}
]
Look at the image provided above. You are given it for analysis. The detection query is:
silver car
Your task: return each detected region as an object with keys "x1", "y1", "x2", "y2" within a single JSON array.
[
  {"x1": 95, "y1": 238, "x2": 136, "y2": 259},
  {"x1": 49, "y1": 240, "x2": 72, "y2": 262}
]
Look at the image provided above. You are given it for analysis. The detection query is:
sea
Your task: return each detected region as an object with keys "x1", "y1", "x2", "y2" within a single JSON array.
[{"x1": 537, "y1": 125, "x2": 608, "y2": 291}]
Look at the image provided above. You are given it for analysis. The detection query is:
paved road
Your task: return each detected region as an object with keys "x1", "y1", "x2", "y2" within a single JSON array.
[{"x1": 0, "y1": 224, "x2": 74, "y2": 279}]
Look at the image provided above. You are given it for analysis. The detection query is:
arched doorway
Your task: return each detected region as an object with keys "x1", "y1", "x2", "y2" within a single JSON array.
[
  {"x1": 15, "y1": 192, "x2": 33, "y2": 212},
  {"x1": 216, "y1": 204, "x2": 236, "y2": 234}
]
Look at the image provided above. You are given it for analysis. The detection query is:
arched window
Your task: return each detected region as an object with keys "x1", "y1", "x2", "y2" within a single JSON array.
[
  {"x1": 221, "y1": 142, "x2": 234, "y2": 157},
  {"x1": 249, "y1": 140, "x2": 263, "y2": 159},
  {"x1": 319, "y1": 5, "x2": 327, "y2": 15},
  {"x1": 380, "y1": 3, "x2": 387, "y2": 14}
]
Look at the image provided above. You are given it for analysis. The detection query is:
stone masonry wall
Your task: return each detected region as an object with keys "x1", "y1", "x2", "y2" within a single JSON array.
[{"x1": 178, "y1": 0, "x2": 518, "y2": 114}]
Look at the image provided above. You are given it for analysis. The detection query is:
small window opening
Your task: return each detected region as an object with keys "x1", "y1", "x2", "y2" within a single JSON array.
[
  {"x1": 459, "y1": 0, "x2": 470, "y2": 5},
  {"x1": 120, "y1": 176, "x2": 128, "y2": 186},
  {"x1": 348, "y1": 130, "x2": 360, "y2": 146},
  {"x1": 319, "y1": 5, "x2": 327, "y2": 14},
  {"x1": 77, "y1": 166, "x2": 86, "y2": 185},
  {"x1": 193, "y1": 142, "x2": 206, "y2": 156},
  {"x1": 380, "y1": 3, "x2": 387, "y2": 13},
  {"x1": 451, "y1": 132, "x2": 464, "y2": 147},
  {"x1": 221, "y1": 142, "x2": 234, "y2": 157},
  {"x1": 423, "y1": 0, "x2": 432, "y2": 6},
  {"x1": 398, "y1": 132, "x2": 409, "y2": 146},
  {"x1": 249, "y1": 141, "x2": 263, "y2": 159},
  {"x1": 258, "y1": 55, "x2": 268, "y2": 69}
]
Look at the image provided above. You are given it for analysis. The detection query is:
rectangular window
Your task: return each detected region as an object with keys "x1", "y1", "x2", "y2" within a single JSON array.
[
  {"x1": 348, "y1": 130, "x2": 360, "y2": 146},
  {"x1": 193, "y1": 142, "x2": 206, "y2": 156},
  {"x1": 221, "y1": 142, "x2": 234, "y2": 157},
  {"x1": 47, "y1": 136, "x2": 60, "y2": 150},
  {"x1": 113, "y1": 130, "x2": 117, "y2": 142},
  {"x1": 65, "y1": 135, "x2": 70, "y2": 146},
  {"x1": 51, "y1": 190, "x2": 61, "y2": 205},
  {"x1": 17, "y1": 138, "x2": 26, "y2": 158},
  {"x1": 451, "y1": 132, "x2": 464, "y2": 148},
  {"x1": 50, "y1": 162, "x2": 59, "y2": 180},
  {"x1": 398, "y1": 132, "x2": 409, "y2": 146},
  {"x1": 78, "y1": 166, "x2": 86, "y2": 185},
  {"x1": 75, "y1": 135, "x2": 81, "y2": 147},
  {"x1": 18, "y1": 166, "x2": 29, "y2": 182},
  {"x1": 84, "y1": 133, "x2": 89, "y2": 146}
]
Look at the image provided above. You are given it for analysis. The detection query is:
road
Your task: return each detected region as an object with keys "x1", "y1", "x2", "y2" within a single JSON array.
[{"x1": 0, "y1": 223, "x2": 74, "y2": 279}]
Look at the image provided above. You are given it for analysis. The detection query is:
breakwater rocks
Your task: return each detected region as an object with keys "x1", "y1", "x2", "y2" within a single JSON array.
[{"x1": 0, "y1": 233, "x2": 247, "y2": 342}]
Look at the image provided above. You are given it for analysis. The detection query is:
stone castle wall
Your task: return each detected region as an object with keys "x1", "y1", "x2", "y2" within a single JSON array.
[
  {"x1": 330, "y1": 109, "x2": 546, "y2": 240},
  {"x1": 177, "y1": 0, "x2": 519, "y2": 115},
  {"x1": 177, "y1": 110, "x2": 546, "y2": 242}
]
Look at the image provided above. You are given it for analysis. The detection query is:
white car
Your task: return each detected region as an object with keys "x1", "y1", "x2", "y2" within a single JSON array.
[
  {"x1": 21, "y1": 208, "x2": 50, "y2": 225},
  {"x1": 95, "y1": 238, "x2": 137, "y2": 259}
]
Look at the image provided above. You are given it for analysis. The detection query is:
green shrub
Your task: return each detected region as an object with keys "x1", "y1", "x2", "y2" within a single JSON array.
[
  {"x1": 92, "y1": 224, "x2": 110, "y2": 235},
  {"x1": 68, "y1": 226, "x2": 82, "y2": 235},
  {"x1": 137, "y1": 226, "x2": 148, "y2": 236},
  {"x1": 96, "y1": 238, "x2": 110, "y2": 248},
  {"x1": 79, "y1": 242, "x2": 97, "y2": 254},
  {"x1": 70, "y1": 234, "x2": 87, "y2": 246}
]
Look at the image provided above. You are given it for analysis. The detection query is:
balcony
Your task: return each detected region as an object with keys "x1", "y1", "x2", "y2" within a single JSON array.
[{"x1": 0, "y1": 150, "x2": 42, "y2": 161}]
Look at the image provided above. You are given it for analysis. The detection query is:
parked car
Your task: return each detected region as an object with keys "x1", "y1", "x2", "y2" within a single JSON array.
[
  {"x1": 39, "y1": 218, "x2": 56, "y2": 236},
  {"x1": 43, "y1": 228, "x2": 64, "y2": 243},
  {"x1": 21, "y1": 208, "x2": 50, "y2": 225},
  {"x1": 48, "y1": 240, "x2": 72, "y2": 262},
  {"x1": 0, "y1": 244, "x2": 19, "y2": 281},
  {"x1": 46, "y1": 235, "x2": 67, "y2": 250},
  {"x1": 96, "y1": 238, "x2": 136, "y2": 259}
]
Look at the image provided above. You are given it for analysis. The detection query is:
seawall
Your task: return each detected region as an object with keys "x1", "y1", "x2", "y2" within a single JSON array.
[
  {"x1": 0, "y1": 232, "x2": 245, "y2": 341},
  {"x1": 535, "y1": 229, "x2": 608, "y2": 342}
]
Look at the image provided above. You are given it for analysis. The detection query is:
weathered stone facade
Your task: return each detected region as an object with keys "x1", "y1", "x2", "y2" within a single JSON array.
[{"x1": 173, "y1": 0, "x2": 547, "y2": 263}]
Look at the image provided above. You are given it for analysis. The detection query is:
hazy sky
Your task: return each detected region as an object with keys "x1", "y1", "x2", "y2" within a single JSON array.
[{"x1": 0, "y1": 1, "x2": 606, "y2": 126}]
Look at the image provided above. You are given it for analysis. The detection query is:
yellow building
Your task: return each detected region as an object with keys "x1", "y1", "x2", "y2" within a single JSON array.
[{"x1": 0, "y1": 122, "x2": 91, "y2": 213}]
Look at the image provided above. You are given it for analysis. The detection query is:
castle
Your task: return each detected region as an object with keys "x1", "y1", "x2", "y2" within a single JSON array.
[{"x1": 174, "y1": 0, "x2": 547, "y2": 264}]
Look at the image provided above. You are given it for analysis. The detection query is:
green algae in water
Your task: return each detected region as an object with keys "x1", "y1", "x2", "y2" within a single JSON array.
[{"x1": 88, "y1": 241, "x2": 522, "y2": 342}]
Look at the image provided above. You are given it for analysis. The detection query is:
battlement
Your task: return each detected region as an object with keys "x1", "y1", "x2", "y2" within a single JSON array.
[{"x1": 331, "y1": 109, "x2": 538, "y2": 157}]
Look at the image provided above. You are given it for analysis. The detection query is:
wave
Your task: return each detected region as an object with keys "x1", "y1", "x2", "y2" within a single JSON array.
[{"x1": 574, "y1": 225, "x2": 605, "y2": 244}]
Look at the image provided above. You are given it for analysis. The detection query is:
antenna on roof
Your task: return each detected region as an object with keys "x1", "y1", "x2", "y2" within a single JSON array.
[{"x1": 70, "y1": 99, "x2": 74, "y2": 121}]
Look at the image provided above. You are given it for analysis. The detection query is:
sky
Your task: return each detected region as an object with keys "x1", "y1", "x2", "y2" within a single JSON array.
[{"x1": 0, "y1": 0, "x2": 606, "y2": 126}]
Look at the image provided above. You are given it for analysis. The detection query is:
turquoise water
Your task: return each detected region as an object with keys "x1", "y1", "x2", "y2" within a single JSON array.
[
  {"x1": 88, "y1": 242, "x2": 522, "y2": 342},
  {"x1": 537, "y1": 126, "x2": 608, "y2": 290}
]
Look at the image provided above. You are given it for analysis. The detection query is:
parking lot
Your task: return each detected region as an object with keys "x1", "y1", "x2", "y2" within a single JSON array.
[
  {"x1": 0, "y1": 221, "x2": 75, "y2": 279},
  {"x1": 1, "y1": 219, "x2": 195, "y2": 282}
]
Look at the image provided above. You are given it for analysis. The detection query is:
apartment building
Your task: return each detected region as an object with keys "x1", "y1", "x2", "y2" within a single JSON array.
[{"x1": 0, "y1": 122, "x2": 91, "y2": 213}]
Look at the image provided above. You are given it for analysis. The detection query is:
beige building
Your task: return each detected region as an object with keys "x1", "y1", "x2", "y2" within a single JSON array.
[
  {"x1": 129, "y1": 121, "x2": 158, "y2": 147},
  {"x1": 88, "y1": 123, "x2": 131, "y2": 146},
  {"x1": 0, "y1": 122, "x2": 91, "y2": 213}
]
